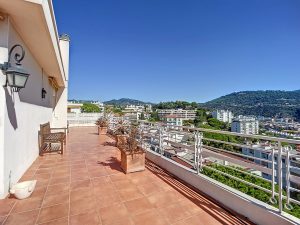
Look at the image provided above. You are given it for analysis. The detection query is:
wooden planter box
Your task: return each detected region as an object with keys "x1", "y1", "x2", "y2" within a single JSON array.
[
  {"x1": 98, "y1": 126, "x2": 108, "y2": 135},
  {"x1": 120, "y1": 148, "x2": 145, "y2": 173},
  {"x1": 115, "y1": 134, "x2": 127, "y2": 147}
]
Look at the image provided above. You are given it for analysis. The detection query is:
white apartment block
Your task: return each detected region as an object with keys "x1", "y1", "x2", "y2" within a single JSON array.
[
  {"x1": 67, "y1": 101, "x2": 83, "y2": 113},
  {"x1": 212, "y1": 110, "x2": 233, "y2": 123},
  {"x1": 231, "y1": 116, "x2": 259, "y2": 134},
  {"x1": 157, "y1": 109, "x2": 196, "y2": 120},
  {"x1": 162, "y1": 115, "x2": 183, "y2": 127},
  {"x1": 92, "y1": 101, "x2": 104, "y2": 112},
  {"x1": 124, "y1": 104, "x2": 152, "y2": 113},
  {"x1": 124, "y1": 105, "x2": 145, "y2": 112}
]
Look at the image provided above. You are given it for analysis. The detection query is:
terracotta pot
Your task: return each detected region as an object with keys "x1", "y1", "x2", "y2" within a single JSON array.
[
  {"x1": 98, "y1": 126, "x2": 108, "y2": 135},
  {"x1": 115, "y1": 134, "x2": 127, "y2": 147},
  {"x1": 120, "y1": 148, "x2": 145, "y2": 173}
]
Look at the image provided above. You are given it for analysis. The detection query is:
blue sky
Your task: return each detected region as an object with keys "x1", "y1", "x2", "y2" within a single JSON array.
[{"x1": 53, "y1": 0, "x2": 300, "y2": 103}]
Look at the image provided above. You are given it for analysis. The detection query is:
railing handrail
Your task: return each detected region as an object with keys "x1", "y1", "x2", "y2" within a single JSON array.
[{"x1": 139, "y1": 120, "x2": 300, "y2": 145}]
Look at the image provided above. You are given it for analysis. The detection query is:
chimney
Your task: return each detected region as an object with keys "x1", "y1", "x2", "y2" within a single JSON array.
[{"x1": 59, "y1": 34, "x2": 70, "y2": 82}]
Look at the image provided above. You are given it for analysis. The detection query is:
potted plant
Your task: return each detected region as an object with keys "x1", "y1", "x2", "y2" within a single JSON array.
[
  {"x1": 114, "y1": 119, "x2": 128, "y2": 147},
  {"x1": 120, "y1": 125, "x2": 145, "y2": 173},
  {"x1": 95, "y1": 117, "x2": 109, "y2": 135}
]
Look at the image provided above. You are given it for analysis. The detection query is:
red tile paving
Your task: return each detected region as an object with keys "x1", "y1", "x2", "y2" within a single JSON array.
[{"x1": 0, "y1": 127, "x2": 253, "y2": 225}]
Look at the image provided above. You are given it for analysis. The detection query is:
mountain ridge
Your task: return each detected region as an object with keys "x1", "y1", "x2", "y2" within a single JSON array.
[
  {"x1": 201, "y1": 90, "x2": 300, "y2": 119},
  {"x1": 104, "y1": 98, "x2": 153, "y2": 106}
]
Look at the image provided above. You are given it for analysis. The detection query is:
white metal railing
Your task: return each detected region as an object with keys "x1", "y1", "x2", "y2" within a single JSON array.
[
  {"x1": 67, "y1": 113, "x2": 103, "y2": 126},
  {"x1": 107, "y1": 118, "x2": 300, "y2": 220}
]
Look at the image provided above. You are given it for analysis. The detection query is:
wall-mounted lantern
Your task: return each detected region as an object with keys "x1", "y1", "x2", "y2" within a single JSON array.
[
  {"x1": 41, "y1": 88, "x2": 47, "y2": 99},
  {"x1": 0, "y1": 44, "x2": 30, "y2": 92}
]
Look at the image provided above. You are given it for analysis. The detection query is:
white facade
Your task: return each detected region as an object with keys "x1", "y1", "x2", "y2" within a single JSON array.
[
  {"x1": 67, "y1": 102, "x2": 83, "y2": 114},
  {"x1": 157, "y1": 109, "x2": 196, "y2": 120},
  {"x1": 123, "y1": 104, "x2": 151, "y2": 120},
  {"x1": 91, "y1": 101, "x2": 104, "y2": 112},
  {"x1": 124, "y1": 105, "x2": 145, "y2": 112},
  {"x1": 0, "y1": 0, "x2": 69, "y2": 198},
  {"x1": 212, "y1": 110, "x2": 233, "y2": 123},
  {"x1": 231, "y1": 116, "x2": 259, "y2": 134},
  {"x1": 163, "y1": 115, "x2": 183, "y2": 126}
]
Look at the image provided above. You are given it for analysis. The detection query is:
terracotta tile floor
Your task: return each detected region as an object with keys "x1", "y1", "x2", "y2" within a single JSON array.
[{"x1": 0, "y1": 127, "x2": 253, "y2": 225}]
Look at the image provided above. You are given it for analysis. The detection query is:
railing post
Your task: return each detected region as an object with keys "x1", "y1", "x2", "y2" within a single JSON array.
[
  {"x1": 285, "y1": 147, "x2": 292, "y2": 210},
  {"x1": 196, "y1": 132, "x2": 200, "y2": 174},
  {"x1": 159, "y1": 127, "x2": 164, "y2": 156},
  {"x1": 195, "y1": 131, "x2": 203, "y2": 174},
  {"x1": 140, "y1": 127, "x2": 143, "y2": 150},
  {"x1": 199, "y1": 132, "x2": 203, "y2": 172},
  {"x1": 194, "y1": 131, "x2": 198, "y2": 170},
  {"x1": 270, "y1": 147, "x2": 277, "y2": 204},
  {"x1": 277, "y1": 141, "x2": 283, "y2": 213}
]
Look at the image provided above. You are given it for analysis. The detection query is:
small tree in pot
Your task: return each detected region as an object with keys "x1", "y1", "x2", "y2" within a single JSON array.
[
  {"x1": 120, "y1": 125, "x2": 145, "y2": 173},
  {"x1": 114, "y1": 119, "x2": 128, "y2": 147},
  {"x1": 95, "y1": 117, "x2": 109, "y2": 135}
]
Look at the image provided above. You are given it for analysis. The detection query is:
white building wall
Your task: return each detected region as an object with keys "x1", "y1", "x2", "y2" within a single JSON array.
[
  {"x1": 0, "y1": 15, "x2": 9, "y2": 199},
  {"x1": 212, "y1": 110, "x2": 233, "y2": 123},
  {"x1": 0, "y1": 18, "x2": 59, "y2": 198},
  {"x1": 52, "y1": 36, "x2": 69, "y2": 128}
]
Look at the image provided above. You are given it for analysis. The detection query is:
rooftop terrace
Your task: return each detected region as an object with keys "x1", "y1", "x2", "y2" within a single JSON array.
[{"x1": 0, "y1": 127, "x2": 252, "y2": 225}]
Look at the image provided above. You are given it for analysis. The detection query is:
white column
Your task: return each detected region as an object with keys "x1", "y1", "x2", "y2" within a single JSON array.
[{"x1": 0, "y1": 14, "x2": 9, "y2": 198}]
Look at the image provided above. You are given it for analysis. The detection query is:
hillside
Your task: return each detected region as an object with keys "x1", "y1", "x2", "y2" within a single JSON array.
[
  {"x1": 104, "y1": 98, "x2": 152, "y2": 106},
  {"x1": 202, "y1": 90, "x2": 300, "y2": 119}
]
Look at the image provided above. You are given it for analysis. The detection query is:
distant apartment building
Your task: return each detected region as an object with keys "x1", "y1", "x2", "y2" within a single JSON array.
[
  {"x1": 162, "y1": 115, "x2": 183, "y2": 127},
  {"x1": 242, "y1": 143, "x2": 300, "y2": 186},
  {"x1": 124, "y1": 104, "x2": 152, "y2": 113},
  {"x1": 92, "y1": 101, "x2": 105, "y2": 112},
  {"x1": 123, "y1": 104, "x2": 151, "y2": 121},
  {"x1": 124, "y1": 105, "x2": 145, "y2": 112},
  {"x1": 157, "y1": 109, "x2": 196, "y2": 120},
  {"x1": 67, "y1": 101, "x2": 83, "y2": 113},
  {"x1": 231, "y1": 116, "x2": 259, "y2": 134},
  {"x1": 212, "y1": 110, "x2": 233, "y2": 123}
]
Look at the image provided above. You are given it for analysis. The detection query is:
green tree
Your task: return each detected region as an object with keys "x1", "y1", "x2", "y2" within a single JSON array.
[
  {"x1": 149, "y1": 111, "x2": 160, "y2": 121},
  {"x1": 140, "y1": 112, "x2": 145, "y2": 120},
  {"x1": 183, "y1": 120, "x2": 194, "y2": 126},
  {"x1": 81, "y1": 103, "x2": 100, "y2": 113},
  {"x1": 206, "y1": 118, "x2": 229, "y2": 130},
  {"x1": 194, "y1": 109, "x2": 208, "y2": 126}
]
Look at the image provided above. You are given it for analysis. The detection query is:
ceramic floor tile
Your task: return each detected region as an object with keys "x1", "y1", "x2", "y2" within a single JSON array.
[
  {"x1": 124, "y1": 197, "x2": 154, "y2": 215},
  {"x1": 131, "y1": 209, "x2": 169, "y2": 225},
  {"x1": 42, "y1": 191, "x2": 69, "y2": 207},
  {"x1": 98, "y1": 203, "x2": 129, "y2": 225},
  {"x1": 37, "y1": 203, "x2": 69, "y2": 224},
  {"x1": 0, "y1": 199, "x2": 16, "y2": 217},
  {"x1": 4, "y1": 209, "x2": 39, "y2": 225},
  {"x1": 37, "y1": 217, "x2": 69, "y2": 225},
  {"x1": 11, "y1": 197, "x2": 43, "y2": 214},
  {"x1": 70, "y1": 211, "x2": 100, "y2": 225}
]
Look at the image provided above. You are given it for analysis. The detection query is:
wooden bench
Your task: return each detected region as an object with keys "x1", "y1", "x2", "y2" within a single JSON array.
[{"x1": 39, "y1": 122, "x2": 67, "y2": 155}]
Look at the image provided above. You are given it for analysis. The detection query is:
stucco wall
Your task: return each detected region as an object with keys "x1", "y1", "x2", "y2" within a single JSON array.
[
  {"x1": 0, "y1": 17, "x2": 57, "y2": 198},
  {"x1": 0, "y1": 14, "x2": 9, "y2": 200},
  {"x1": 52, "y1": 38, "x2": 69, "y2": 128}
]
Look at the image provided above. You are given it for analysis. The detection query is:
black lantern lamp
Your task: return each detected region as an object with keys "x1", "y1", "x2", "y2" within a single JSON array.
[
  {"x1": 41, "y1": 88, "x2": 47, "y2": 99},
  {"x1": 0, "y1": 44, "x2": 30, "y2": 92}
]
